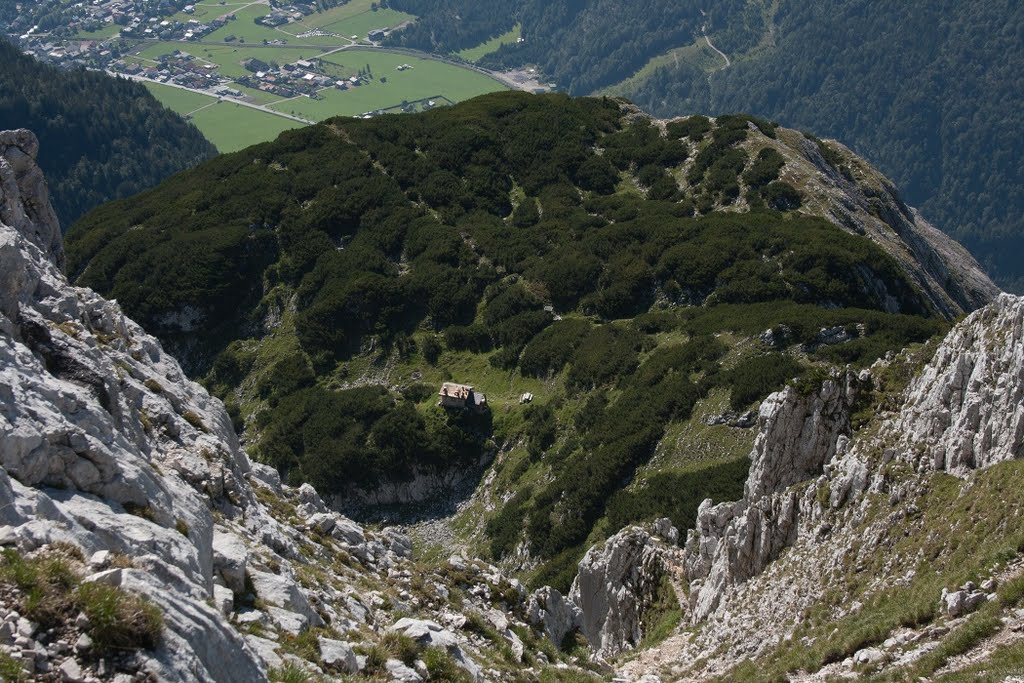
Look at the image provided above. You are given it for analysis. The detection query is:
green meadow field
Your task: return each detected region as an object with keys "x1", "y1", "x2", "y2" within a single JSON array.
[
  {"x1": 457, "y1": 25, "x2": 521, "y2": 62},
  {"x1": 143, "y1": 81, "x2": 302, "y2": 152}
]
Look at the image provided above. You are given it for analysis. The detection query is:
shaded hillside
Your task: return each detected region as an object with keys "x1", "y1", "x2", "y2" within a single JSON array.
[
  {"x1": 0, "y1": 38, "x2": 216, "y2": 228},
  {"x1": 66, "y1": 92, "x2": 987, "y2": 585}
]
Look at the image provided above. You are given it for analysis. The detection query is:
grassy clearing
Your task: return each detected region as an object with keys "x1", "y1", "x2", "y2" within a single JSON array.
[
  {"x1": 187, "y1": 100, "x2": 303, "y2": 151},
  {"x1": 203, "y1": 5, "x2": 293, "y2": 44},
  {"x1": 142, "y1": 81, "x2": 217, "y2": 113},
  {"x1": 301, "y1": 0, "x2": 413, "y2": 32},
  {"x1": 317, "y1": 8, "x2": 412, "y2": 39},
  {"x1": 74, "y1": 21, "x2": 121, "y2": 39},
  {"x1": 601, "y1": 39, "x2": 724, "y2": 97},
  {"x1": 457, "y1": 25, "x2": 522, "y2": 62}
]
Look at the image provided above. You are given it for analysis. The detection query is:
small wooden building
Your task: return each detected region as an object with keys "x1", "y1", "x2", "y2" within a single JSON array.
[{"x1": 438, "y1": 382, "x2": 488, "y2": 413}]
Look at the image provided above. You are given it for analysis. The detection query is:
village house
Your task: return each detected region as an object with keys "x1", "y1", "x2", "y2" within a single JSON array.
[{"x1": 438, "y1": 382, "x2": 488, "y2": 413}]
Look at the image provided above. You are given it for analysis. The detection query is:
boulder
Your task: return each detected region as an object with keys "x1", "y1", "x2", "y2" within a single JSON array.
[
  {"x1": 385, "y1": 658, "x2": 422, "y2": 682},
  {"x1": 526, "y1": 586, "x2": 580, "y2": 648},
  {"x1": 249, "y1": 570, "x2": 323, "y2": 627},
  {"x1": 389, "y1": 618, "x2": 459, "y2": 650},
  {"x1": 318, "y1": 637, "x2": 357, "y2": 673},
  {"x1": 212, "y1": 530, "x2": 249, "y2": 594}
]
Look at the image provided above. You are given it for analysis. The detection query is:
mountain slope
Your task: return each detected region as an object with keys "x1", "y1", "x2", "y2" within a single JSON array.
[
  {"x1": 0, "y1": 38, "x2": 216, "y2": 228},
  {"x1": 612, "y1": 293, "x2": 1024, "y2": 681},
  {"x1": 0, "y1": 128, "x2": 591, "y2": 682},
  {"x1": 63, "y1": 92, "x2": 996, "y2": 587},
  {"x1": 383, "y1": 0, "x2": 1024, "y2": 292},
  {"x1": 616, "y1": 1, "x2": 1024, "y2": 293}
]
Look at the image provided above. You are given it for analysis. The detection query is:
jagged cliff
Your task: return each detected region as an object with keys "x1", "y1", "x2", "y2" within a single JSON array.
[
  {"x1": 0, "y1": 130, "x2": 592, "y2": 681},
  {"x1": 611, "y1": 294, "x2": 1024, "y2": 681}
]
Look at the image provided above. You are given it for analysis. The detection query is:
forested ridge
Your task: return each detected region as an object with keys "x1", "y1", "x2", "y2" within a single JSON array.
[
  {"x1": 383, "y1": 0, "x2": 1024, "y2": 291},
  {"x1": 0, "y1": 38, "x2": 215, "y2": 228},
  {"x1": 67, "y1": 92, "x2": 951, "y2": 586}
]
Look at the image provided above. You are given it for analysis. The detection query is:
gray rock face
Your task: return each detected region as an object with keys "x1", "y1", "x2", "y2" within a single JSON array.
[
  {"x1": 568, "y1": 524, "x2": 679, "y2": 659},
  {"x1": 0, "y1": 130, "x2": 266, "y2": 681},
  {"x1": 526, "y1": 586, "x2": 581, "y2": 648},
  {"x1": 249, "y1": 569, "x2": 324, "y2": 628},
  {"x1": 0, "y1": 130, "x2": 62, "y2": 270},
  {"x1": 784, "y1": 131, "x2": 998, "y2": 319},
  {"x1": 891, "y1": 294, "x2": 1024, "y2": 474},
  {"x1": 318, "y1": 637, "x2": 357, "y2": 673},
  {"x1": 684, "y1": 375, "x2": 857, "y2": 620}
]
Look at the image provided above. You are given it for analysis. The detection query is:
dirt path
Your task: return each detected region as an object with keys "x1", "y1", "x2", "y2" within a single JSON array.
[{"x1": 703, "y1": 33, "x2": 730, "y2": 69}]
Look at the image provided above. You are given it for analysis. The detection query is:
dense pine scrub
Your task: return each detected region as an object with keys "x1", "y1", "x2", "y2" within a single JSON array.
[
  {"x1": 67, "y1": 91, "x2": 950, "y2": 579},
  {"x1": 0, "y1": 38, "x2": 215, "y2": 228}
]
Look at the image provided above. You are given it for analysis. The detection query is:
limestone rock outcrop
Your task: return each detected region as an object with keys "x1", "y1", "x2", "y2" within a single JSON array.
[
  {"x1": 683, "y1": 375, "x2": 857, "y2": 620},
  {"x1": 569, "y1": 522, "x2": 681, "y2": 659},
  {"x1": 890, "y1": 293, "x2": 1024, "y2": 474},
  {"x1": 0, "y1": 128, "x2": 265, "y2": 681},
  {"x1": 616, "y1": 293, "x2": 1024, "y2": 680},
  {"x1": 0, "y1": 129, "x2": 63, "y2": 270}
]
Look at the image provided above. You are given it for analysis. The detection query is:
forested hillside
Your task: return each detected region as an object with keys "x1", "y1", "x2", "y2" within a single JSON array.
[
  {"x1": 67, "y1": 92, "x2": 967, "y2": 587},
  {"x1": 0, "y1": 39, "x2": 215, "y2": 228},
  {"x1": 383, "y1": 0, "x2": 1024, "y2": 291}
]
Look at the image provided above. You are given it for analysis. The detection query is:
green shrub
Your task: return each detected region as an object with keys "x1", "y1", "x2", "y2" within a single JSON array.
[
  {"x1": 666, "y1": 115, "x2": 711, "y2": 141},
  {"x1": 421, "y1": 335, "x2": 442, "y2": 364},
  {"x1": 724, "y1": 353, "x2": 806, "y2": 410},
  {"x1": 77, "y1": 581, "x2": 163, "y2": 653},
  {"x1": 382, "y1": 631, "x2": 422, "y2": 666},
  {"x1": 762, "y1": 181, "x2": 803, "y2": 210},
  {"x1": 520, "y1": 319, "x2": 593, "y2": 377},
  {"x1": 743, "y1": 147, "x2": 786, "y2": 188},
  {"x1": 423, "y1": 647, "x2": 473, "y2": 682}
]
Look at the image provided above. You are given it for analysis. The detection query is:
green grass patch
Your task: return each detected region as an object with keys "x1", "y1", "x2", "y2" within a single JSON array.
[
  {"x1": 187, "y1": 100, "x2": 304, "y2": 152},
  {"x1": 142, "y1": 81, "x2": 303, "y2": 151},
  {"x1": 457, "y1": 25, "x2": 522, "y2": 62},
  {"x1": 142, "y1": 81, "x2": 218, "y2": 114},
  {"x1": 0, "y1": 548, "x2": 163, "y2": 655},
  {"x1": 203, "y1": 5, "x2": 294, "y2": 44}
]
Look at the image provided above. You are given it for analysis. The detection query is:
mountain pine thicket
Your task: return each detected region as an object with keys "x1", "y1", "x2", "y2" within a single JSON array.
[{"x1": 66, "y1": 92, "x2": 953, "y2": 586}]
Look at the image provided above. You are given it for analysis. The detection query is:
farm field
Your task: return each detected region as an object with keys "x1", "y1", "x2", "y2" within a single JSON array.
[
  {"x1": 143, "y1": 81, "x2": 302, "y2": 152},
  {"x1": 264, "y1": 0, "x2": 413, "y2": 45},
  {"x1": 457, "y1": 25, "x2": 521, "y2": 62},
  {"x1": 202, "y1": 4, "x2": 294, "y2": 44},
  {"x1": 271, "y1": 48, "x2": 504, "y2": 119}
]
